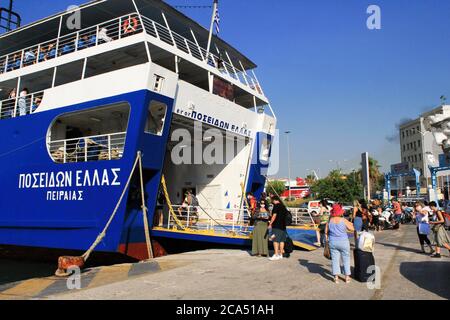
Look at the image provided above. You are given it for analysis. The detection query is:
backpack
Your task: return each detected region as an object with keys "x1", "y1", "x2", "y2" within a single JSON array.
[
  {"x1": 285, "y1": 207, "x2": 293, "y2": 226},
  {"x1": 190, "y1": 195, "x2": 199, "y2": 207}
]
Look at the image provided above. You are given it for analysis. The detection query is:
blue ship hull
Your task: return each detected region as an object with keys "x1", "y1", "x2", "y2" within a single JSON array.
[
  {"x1": 0, "y1": 89, "x2": 175, "y2": 259},
  {"x1": 0, "y1": 88, "x2": 294, "y2": 260}
]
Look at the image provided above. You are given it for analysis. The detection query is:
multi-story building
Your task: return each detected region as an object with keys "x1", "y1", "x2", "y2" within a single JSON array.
[{"x1": 399, "y1": 105, "x2": 450, "y2": 190}]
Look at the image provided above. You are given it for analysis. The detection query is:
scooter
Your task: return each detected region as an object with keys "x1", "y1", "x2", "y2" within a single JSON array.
[
  {"x1": 379, "y1": 208, "x2": 399, "y2": 230},
  {"x1": 401, "y1": 208, "x2": 414, "y2": 224}
]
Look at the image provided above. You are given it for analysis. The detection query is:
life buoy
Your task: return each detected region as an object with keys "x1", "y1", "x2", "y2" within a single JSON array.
[{"x1": 122, "y1": 16, "x2": 139, "y2": 34}]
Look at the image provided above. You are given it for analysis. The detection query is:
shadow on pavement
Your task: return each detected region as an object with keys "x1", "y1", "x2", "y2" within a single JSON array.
[
  {"x1": 299, "y1": 259, "x2": 333, "y2": 281},
  {"x1": 400, "y1": 261, "x2": 450, "y2": 300},
  {"x1": 377, "y1": 242, "x2": 423, "y2": 254}
]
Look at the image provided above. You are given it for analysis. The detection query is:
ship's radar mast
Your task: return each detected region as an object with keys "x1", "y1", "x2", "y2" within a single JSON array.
[{"x1": 0, "y1": 0, "x2": 21, "y2": 33}]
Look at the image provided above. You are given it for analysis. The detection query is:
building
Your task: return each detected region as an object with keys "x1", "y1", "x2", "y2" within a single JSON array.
[{"x1": 399, "y1": 105, "x2": 450, "y2": 191}]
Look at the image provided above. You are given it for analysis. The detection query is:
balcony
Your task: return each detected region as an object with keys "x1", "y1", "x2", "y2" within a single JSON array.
[
  {"x1": 0, "y1": 91, "x2": 44, "y2": 120},
  {"x1": 0, "y1": 12, "x2": 264, "y2": 97}
]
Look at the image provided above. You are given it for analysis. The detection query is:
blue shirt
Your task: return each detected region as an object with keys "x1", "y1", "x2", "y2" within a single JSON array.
[{"x1": 328, "y1": 220, "x2": 349, "y2": 242}]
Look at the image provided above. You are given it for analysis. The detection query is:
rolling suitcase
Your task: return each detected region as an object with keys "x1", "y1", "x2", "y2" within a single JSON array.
[{"x1": 353, "y1": 249, "x2": 375, "y2": 282}]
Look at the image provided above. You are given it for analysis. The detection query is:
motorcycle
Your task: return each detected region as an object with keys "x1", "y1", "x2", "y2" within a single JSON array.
[
  {"x1": 401, "y1": 208, "x2": 415, "y2": 224},
  {"x1": 379, "y1": 208, "x2": 400, "y2": 230}
]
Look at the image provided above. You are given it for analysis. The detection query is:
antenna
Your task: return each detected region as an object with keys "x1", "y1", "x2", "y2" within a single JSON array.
[{"x1": 0, "y1": 0, "x2": 21, "y2": 33}]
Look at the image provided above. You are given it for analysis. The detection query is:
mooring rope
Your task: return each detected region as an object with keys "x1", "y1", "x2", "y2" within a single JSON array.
[{"x1": 81, "y1": 152, "x2": 151, "y2": 262}]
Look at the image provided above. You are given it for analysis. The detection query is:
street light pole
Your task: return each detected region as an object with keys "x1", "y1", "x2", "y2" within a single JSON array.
[{"x1": 285, "y1": 131, "x2": 292, "y2": 200}]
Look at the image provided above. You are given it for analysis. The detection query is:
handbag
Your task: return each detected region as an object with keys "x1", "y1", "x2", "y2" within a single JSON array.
[
  {"x1": 418, "y1": 222, "x2": 430, "y2": 235},
  {"x1": 323, "y1": 241, "x2": 331, "y2": 260}
]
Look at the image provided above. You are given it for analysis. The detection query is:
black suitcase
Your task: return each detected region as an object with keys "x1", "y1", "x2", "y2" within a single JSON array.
[
  {"x1": 284, "y1": 237, "x2": 294, "y2": 255},
  {"x1": 353, "y1": 249, "x2": 375, "y2": 282}
]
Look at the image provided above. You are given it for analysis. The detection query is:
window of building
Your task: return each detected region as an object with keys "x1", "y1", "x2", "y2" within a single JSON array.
[
  {"x1": 403, "y1": 145, "x2": 406, "y2": 152},
  {"x1": 403, "y1": 157, "x2": 406, "y2": 162},
  {"x1": 402, "y1": 131, "x2": 405, "y2": 139},
  {"x1": 419, "y1": 154, "x2": 422, "y2": 161},
  {"x1": 413, "y1": 141, "x2": 416, "y2": 149},
  {"x1": 47, "y1": 103, "x2": 130, "y2": 163},
  {"x1": 414, "y1": 155, "x2": 417, "y2": 162},
  {"x1": 418, "y1": 140, "x2": 421, "y2": 147},
  {"x1": 145, "y1": 101, "x2": 167, "y2": 136}
]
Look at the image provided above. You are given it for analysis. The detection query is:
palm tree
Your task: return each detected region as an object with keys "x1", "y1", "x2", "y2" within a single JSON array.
[{"x1": 356, "y1": 157, "x2": 384, "y2": 194}]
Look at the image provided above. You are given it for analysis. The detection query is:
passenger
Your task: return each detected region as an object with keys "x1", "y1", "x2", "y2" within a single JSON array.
[
  {"x1": 318, "y1": 200, "x2": 331, "y2": 247},
  {"x1": 268, "y1": 196, "x2": 288, "y2": 261},
  {"x1": 46, "y1": 44, "x2": 57, "y2": 60},
  {"x1": 18, "y1": 88, "x2": 30, "y2": 116},
  {"x1": 251, "y1": 199, "x2": 270, "y2": 257},
  {"x1": 8, "y1": 88, "x2": 16, "y2": 99},
  {"x1": 88, "y1": 34, "x2": 97, "y2": 47},
  {"x1": 77, "y1": 35, "x2": 89, "y2": 50},
  {"x1": 393, "y1": 200, "x2": 403, "y2": 227},
  {"x1": 413, "y1": 202, "x2": 434, "y2": 254},
  {"x1": 77, "y1": 129, "x2": 101, "y2": 161},
  {"x1": 7, "y1": 54, "x2": 20, "y2": 71},
  {"x1": 31, "y1": 96, "x2": 42, "y2": 113},
  {"x1": 247, "y1": 193, "x2": 257, "y2": 223},
  {"x1": 38, "y1": 47, "x2": 47, "y2": 62},
  {"x1": 154, "y1": 189, "x2": 166, "y2": 227},
  {"x1": 429, "y1": 201, "x2": 450, "y2": 258},
  {"x1": 177, "y1": 190, "x2": 199, "y2": 225},
  {"x1": 61, "y1": 39, "x2": 75, "y2": 55},
  {"x1": 352, "y1": 200, "x2": 363, "y2": 239},
  {"x1": 372, "y1": 206, "x2": 383, "y2": 232},
  {"x1": 98, "y1": 27, "x2": 113, "y2": 43},
  {"x1": 325, "y1": 204, "x2": 355, "y2": 284},
  {"x1": 360, "y1": 204, "x2": 371, "y2": 232},
  {"x1": 23, "y1": 49, "x2": 37, "y2": 66}
]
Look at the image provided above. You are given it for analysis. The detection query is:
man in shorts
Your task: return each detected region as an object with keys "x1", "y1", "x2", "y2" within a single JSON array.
[{"x1": 268, "y1": 196, "x2": 287, "y2": 261}]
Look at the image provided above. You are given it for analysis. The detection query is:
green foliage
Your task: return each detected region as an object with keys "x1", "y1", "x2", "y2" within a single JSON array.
[
  {"x1": 311, "y1": 170, "x2": 363, "y2": 203},
  {"x1": 266, "y1": 180, "x2": 286, "y2": 197}
]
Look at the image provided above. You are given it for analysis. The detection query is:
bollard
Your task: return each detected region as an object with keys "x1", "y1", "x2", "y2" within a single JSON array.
[{"x1": 55, "y1": 256, "x2": 85, "y2": 277}]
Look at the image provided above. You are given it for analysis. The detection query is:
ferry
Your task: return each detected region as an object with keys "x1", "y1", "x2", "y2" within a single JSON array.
[{"x1": 0, "y1": 0, "x2": 318, "y2": 261}]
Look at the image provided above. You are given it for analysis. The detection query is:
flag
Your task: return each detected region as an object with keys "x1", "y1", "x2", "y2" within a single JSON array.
[{"x1": 214, "y1": 3, "x2": 220, "y2": 34}]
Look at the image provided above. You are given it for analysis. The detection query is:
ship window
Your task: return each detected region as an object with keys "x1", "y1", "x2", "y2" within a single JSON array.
[
  {"x1": 145, "y1": 101, "x2": 167, "y2": 136},
  {"x1": 260, "y1": 138, "x2": 271, "y2": 162},
  {"x1": 47, "y1": 103, "x2": 130, "y2": 163},
  {"x1": 153, "y1": 75, "x2": 165, "y2": 93},
  {"x1": 55, "y1": 60, "x2": 84, "y2": 87}
]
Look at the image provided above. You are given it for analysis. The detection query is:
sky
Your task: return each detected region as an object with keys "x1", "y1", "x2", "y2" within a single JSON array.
[{"x1": 4, "y1": 0, "x2": 450, "y2": 179}]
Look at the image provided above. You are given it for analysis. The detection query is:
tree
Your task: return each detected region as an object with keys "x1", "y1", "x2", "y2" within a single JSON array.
[
  {"x1": 266, "y1": 180, "x2": 286, "y2": 197},
  {"x1": 311, "y1": 170, "x2": 363, "y2": 203},
  {"x1": 357, "y1": 157, "x2": 385, "y2": 194}
]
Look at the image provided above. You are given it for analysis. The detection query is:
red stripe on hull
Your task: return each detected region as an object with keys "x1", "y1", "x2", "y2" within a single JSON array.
[{"x1": 118, "y1": 240, "x2": 167, "y2": 260}]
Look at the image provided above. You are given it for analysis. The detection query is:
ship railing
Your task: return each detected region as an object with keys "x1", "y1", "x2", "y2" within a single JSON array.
[
  {"x1": 164, "y1": 205, "x2": 253, "y2": 236},
  {"x1": 0, "y1": 11, "x2": 265, "y2": 98},
  {"x1": 0, "y1": 13, "x2": 143, "y2": 75},
  {"x1": 160, "y1": 205, "x2": 315, "y2": 235},
  {"x1": 287, "y1": 207, "x2": 317, "y2": 226},
  {"x1": 48, "y1": 132, "x2": 126, "y2": 163},
  {"x1": 0, "y1": 91, "x2": 44, "y2": 120},
  {"x1": 139, "y1": 15, "x2": 264, "y2": 96}
]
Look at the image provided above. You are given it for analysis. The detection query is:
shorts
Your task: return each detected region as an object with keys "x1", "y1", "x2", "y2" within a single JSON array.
[
  {"x1": 271, "y1": 228, "x2": 287, "y2": 243},
  {"x1": 354, "y1": 217, "x2": 363, "y2": 232}
]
